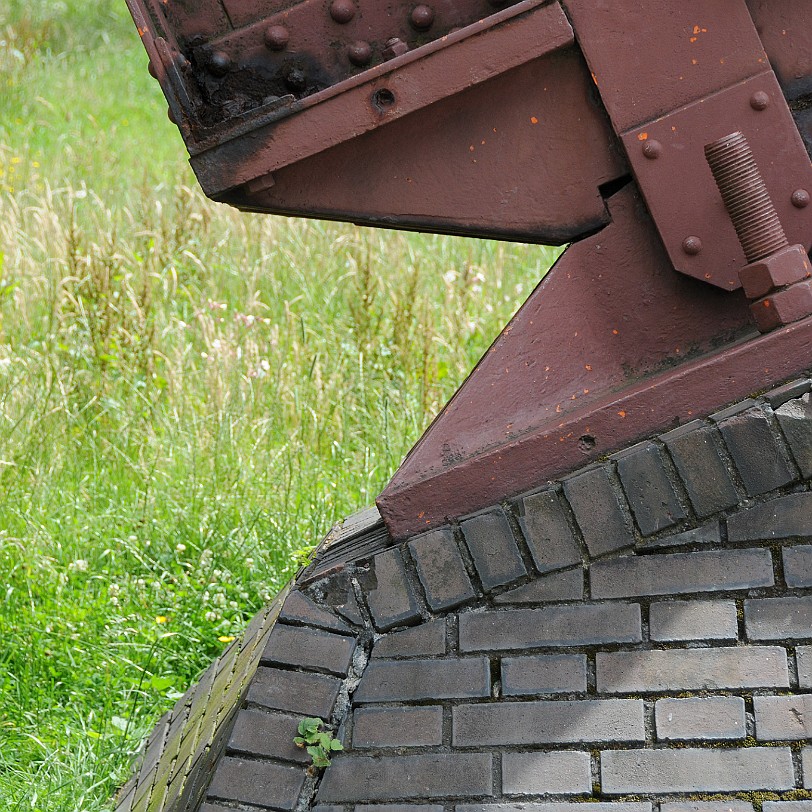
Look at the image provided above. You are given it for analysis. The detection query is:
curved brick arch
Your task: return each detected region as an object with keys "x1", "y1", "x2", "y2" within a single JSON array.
[{"x1": 117, "y1": 378, "x2": 812, "y2": 812}]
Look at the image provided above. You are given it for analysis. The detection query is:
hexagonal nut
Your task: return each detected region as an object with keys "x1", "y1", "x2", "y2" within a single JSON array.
[
  {"x1": 382, "y1": 37, "x2": 409, "y2": 60},
  {"x1": 750, "y1": 279, "x2": 812, "y2": 332},
  {"x1": 739, "y1": 243, "x2": 811, "y2": 300}
]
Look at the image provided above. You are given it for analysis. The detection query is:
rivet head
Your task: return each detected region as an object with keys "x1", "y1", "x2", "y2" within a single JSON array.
[
  {"x1": 792, "y1": 189, "x2": 811, "y2": 209},
  {"x1": 682, "y1": 236, "x2": 703, "y2": 255},
  {"x1": 642, "y1": 139, "x2": 663, "y2": 159},
  {"x1": 284, "y1": 68, "x2": 307, "y2": 92},
  {"x1": 329, "y1": 0, "x2": 356, "y2": 23},
  {"x1": 208, "y1": 50, "x2": 232, "y2": 76},
  {"x1": 348, "y1": 40, "x2": 372, "y2": 67},
  {"x1": 167, "y1": 106, "x2": 177, "y2": 124},
  {"x1": 750, "y1": 90, "x2": 770, "y2": 111},
  {"x1": 148, "y1": 60, "x2": 158, "y2": 79},
  {"x1": 264, "y1": 25, "x2": 290, "y2": 50},
  {"x1": 410, "y1": 5, "x2": 435, "y2": 30}
]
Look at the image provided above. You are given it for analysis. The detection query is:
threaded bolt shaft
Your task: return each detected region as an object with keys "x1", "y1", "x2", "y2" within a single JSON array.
[{"x1": 704, "y1": 131, "x2": 788, "y2": 263}]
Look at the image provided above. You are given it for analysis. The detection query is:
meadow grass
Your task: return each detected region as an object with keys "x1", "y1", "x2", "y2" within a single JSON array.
[{"x1": 0, "y1": 2, "x2": 560, "y2": 809}]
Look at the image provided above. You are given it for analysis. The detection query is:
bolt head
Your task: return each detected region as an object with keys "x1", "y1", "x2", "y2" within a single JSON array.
[
  {"x1": 682, "y1": 236, "x2": 703, "y2": 256},
  {"x1": 207, "y1": 50, "x2": 232, "y2": 76},
  {"x1": 264, "y1": 25, "x2": 290, "y2": 50},
  {"x1": 642, "y1": 139, "x2": 663, "y2": 159},
  {"x1": 792, "y1": 189, "x2": 811, "y2": 209},
  {"x1": 750, "y1": 90, "x2": 770, "y2": 111},
  {"x1": 348, "y1": 40, "x2": 373, "y2": 67},
  {"x1": 410, "y1": 5, "x2": 435, "y2": 30},
  {"x1": 329, "y1": 0, "x2": 356, "y2": 23},
  {"x1": 383, "y1": 37, "x2": 409, "y2": 60}
]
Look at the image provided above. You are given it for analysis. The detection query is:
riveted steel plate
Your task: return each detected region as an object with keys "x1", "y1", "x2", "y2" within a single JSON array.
[{"x1": 622, "y1": 72, "x2": 812, "y2": 289}]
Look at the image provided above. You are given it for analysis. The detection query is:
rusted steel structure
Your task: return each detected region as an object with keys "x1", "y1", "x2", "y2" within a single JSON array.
[{"x1": 127, "y1": 0, "x2": 812, "y2": 536}]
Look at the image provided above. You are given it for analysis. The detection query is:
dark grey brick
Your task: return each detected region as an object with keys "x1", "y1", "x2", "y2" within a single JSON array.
[
  {"x1": 279, "y1": 590, "x2": 354, "y2": 635},
  {"x1": 457, "y1": 805, "x2": 651, "y2": 812},
  {"x1": 409, "y1": 528, "x2": 476, "y2": 612},
  {"x1": 502, "y1": 751, "x2": 591, "y2": 795},
  {"x1": 764, "y1": 378, "x2": 812, "y2": 408},
  {"x1": 518, "y1": 489, "x2": 582, "y2": 572},
  {"x1": 784, "y1": 545, "x2": 812, "y2": 587},
  {"x1": 453, "y1": 699, "x2": 644, "y2": 746},
  {"x1": 366, "y1": 548, "x2": 421, "y2": 632},
  {"x1": 597, "y1": 647, "x2": 789, "y2": 692},
  {"x1": 459, "y1": 603, "x2": 641, "y2": 652},
  {"x1": 501, "y1": 654, "x2": 587, "y2": 696},
  {"x1": 315, "y1": 570, "x2": 364, "y2": 625},
  {"x1": 461, "y1": 510, "x2": 526, "y2": 590},
  {"x1": 662, "y1": 803, "x2": 753, "y2": 812},
  {"x1": 804, "y1": 747, "x2": 812, "y2": 787},
  {"x1": 354, "y1": 657, "x2": 490, "y2": 703},
  {"x1": 777, "y1": 394, "x2": 812, "y2": 477},
  {"x1": 661, "y1": 421, "x2": 739, "y2": 518},
  {"x1": 373, "y1": 619, "x2": 446, "y2": 659},
  {"x1": 261, "y1": 624, "x2": 355, "y2": 676},
  {"x1": 746, "y1": 596, "x2": 812, "y2": 640},
  {"x1": 200, "y1": 804, "x2": 238, "y2": 812},
  {"x1": 494, "y1": 569, "x2": 583, "y2": 605},
  {"x1": 352, "y1": 706, "x2": 443, "y2": 748},
  {"x1": 728, "y1": 493, "x2": 812, "y2": 541},
  {"x1": 614, "y1": 442, "x2": 687, "y2": 535},
  {"x1": 246, "y1": 667, "x2": 342, "y2": 718},
  {"x1": 649, "y1": 600, "x2": 738, "y2": 642},
  {"x1": 356, "y1": 807, "x2": 444, "y2": 812},
  {"x1": 228, "y1": 709, "x2": 307, "y2": 763},
  {"x1": 311, "y1": 806, "x2": 344, "y2": 812},
  {"x1": 799, "y1": 647, "x2": 812, "y2": 689},
  {"x1": 714, "y1": 403, "x2": 796, "y2": 495},
  {"x1": 590, "y1": 549, "x2": 773, "y2": 599},
  {"x1": 562, "y1": 466, "x2": 635, "y2": 556},
  {"x1": 764, "y1": 804, "x2": 812, "y2": 812},
  {"x1": 207, "y1": 756, "x2": 306, "y2": 810},
  {"x1": 317, "y1": 753, "x2": 493, "y2": 801},
  {"x1": 601, "y1": 747, "x2": 794, "y2": 793},
  {"x1": 754, "y1": 695, "x2": 812, "y2": 740},
  {"x1": 655, "y1": 697, "x2": 745, "y2": 740},
  {"x1": 639, "y1": 521, "x2": 721, "y2": 550}
]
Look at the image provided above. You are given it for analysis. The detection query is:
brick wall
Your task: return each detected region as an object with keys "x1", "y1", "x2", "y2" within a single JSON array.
[{"x1": 118, "y1": 377, "x2": 812, "y2": 812}]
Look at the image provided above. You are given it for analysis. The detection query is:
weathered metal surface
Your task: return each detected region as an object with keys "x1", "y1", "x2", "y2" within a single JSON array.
[
  {"x1": 124, "y1": 1, "x2": 812, "y2": 539},
  {"x1": 378, "y1": 185, "x2": 812, "y2": 538}
]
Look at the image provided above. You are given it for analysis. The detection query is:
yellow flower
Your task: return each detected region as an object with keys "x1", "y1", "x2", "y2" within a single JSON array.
[
  {"x1": 11, "y1": 157, "x2": 21, "y2": 165},
  {"x1": 218, "y1": 635, "x2": 235, "y2": 643},
  {"x1": 155, "y1": 615, "x2": 168, "y2": 624}
]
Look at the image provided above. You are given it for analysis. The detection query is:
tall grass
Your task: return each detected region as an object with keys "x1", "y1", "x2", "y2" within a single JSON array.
[{"x1": 0, "y1": 2, "x2": 560, "y2": 809}]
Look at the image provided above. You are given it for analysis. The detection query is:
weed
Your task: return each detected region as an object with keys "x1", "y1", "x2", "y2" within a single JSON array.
[{"x1": 294, "y1": 717, "x2": 343, "y2": 771}]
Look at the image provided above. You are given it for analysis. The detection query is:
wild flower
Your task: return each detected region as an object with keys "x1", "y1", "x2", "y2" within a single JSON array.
[{"x1": 68, "y1": 559, "x2": 89, "y2": 572}]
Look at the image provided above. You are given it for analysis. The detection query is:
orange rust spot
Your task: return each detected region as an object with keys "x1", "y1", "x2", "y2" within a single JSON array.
[
  {"x1": 138, "y1": 26, "x2": 148, "y2": 36},
  {"x1": 583, "y1": 389, "x2": 589, "y2": 395},
  {"x1": 556, "y1": 404, "x2": 562, "y2": 413},
  {"x1": 618, "y1": 410, "x2": 627, "y2": 418},
  {"x1": 691, "y1": 59, "x2": 698, "y2": 65},
  {"x1": 591, "y1": 72, "x2": 599, "y2": 86},
  {"x1": 418, "y1": 511, "x2": 425, "y2": 518},
  {"x1": 585, "y1": 364, "x2": 592, "y2": 371},
  {"x1": 469, "y1": 145, "x2": 475, "y2": 152},
  {"x1": 764, "y1": 300, "x2": 772, "y2": 307},
  {"x1": 690, "y1": 36, "x2": 697, "y2": 43},
  {"x1": 720, "y1": 58, "x2": 725, "y2": 64},
  {"x1": 612, "y1": 329, "x2": 619, "y2": 335},
  {"x1": 530, "y1": 116, "x2": 539, "y2": 125},
  {"x1": 638, "y1": 132, "x2": 649, "y2": 141}
]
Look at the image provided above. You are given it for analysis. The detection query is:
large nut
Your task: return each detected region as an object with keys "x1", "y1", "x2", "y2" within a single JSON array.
[
  {"x1": 750, "y1": 280, "x2": 812, "y2": 332},
  {"x1": 738, "y1": 243, "x2": 810, "y2": 300}
]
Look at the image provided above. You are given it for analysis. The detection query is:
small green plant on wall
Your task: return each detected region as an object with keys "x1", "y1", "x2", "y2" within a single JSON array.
[{"x1": 294, "y1": 717, "x2": 343, "y2": 771}]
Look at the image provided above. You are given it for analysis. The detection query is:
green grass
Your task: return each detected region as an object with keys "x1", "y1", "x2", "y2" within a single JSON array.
[{"x1": 0, "y1": 3, "x2": 560, "y2": 809}]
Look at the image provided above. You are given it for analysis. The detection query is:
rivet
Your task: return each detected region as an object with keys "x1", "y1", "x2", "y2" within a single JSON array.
[
  {"x1": 792, "y1": 189, "x2": 811, "y2": 209},
  {"x1": 264, "y1": 25, "x2": 290, "y2": 51},
  {"x1": 642, "y1": 139, "x2": 663, "y2": 159},
  {"x1": 750, "y1": 91, "x2": 770, "y2": 111},
  {"x1": 348, "y1": 40, "x2": 372, "y2": 67},
  {"x1": 410, "y1": 5, "x2": 435, "y2": 30},
  {"x1": 285, "y1": 68, "x2": 307, "y2": 92},
  {"x1": 167, "y1": 107, "x2": 177, "y2": 125},
  {"x1": 148, "y1": 60, "x2": 158, "y2": 79},
  {"x1": 329, "y1": 0, "x2": 356, "y2": 24},
  {"x1": 682, "y1": 236, "x2": 703, "y2": 255},
  {"x1": 208, "y1": 50, "x2": 232, "y2": 76}
]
